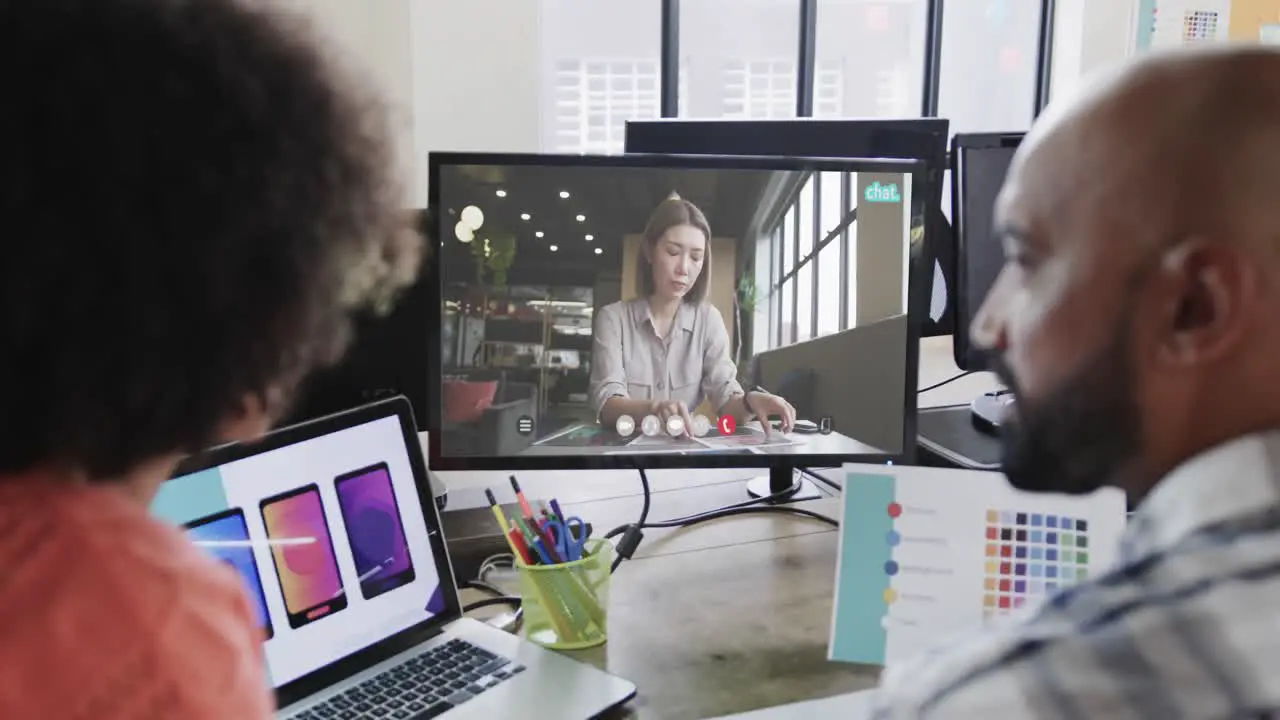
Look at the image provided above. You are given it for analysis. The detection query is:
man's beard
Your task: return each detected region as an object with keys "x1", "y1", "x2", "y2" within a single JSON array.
[{"x1": 987, "y1": 320, "x2": 1142, "y2": 496}]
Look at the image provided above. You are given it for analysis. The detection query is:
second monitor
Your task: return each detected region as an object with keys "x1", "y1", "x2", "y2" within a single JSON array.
[{"x1": 426, "y1": 152, "x2": 927, "y2": 474}]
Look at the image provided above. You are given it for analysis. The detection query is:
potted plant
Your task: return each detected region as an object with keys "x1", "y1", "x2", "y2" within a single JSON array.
[{"x1": 733, "y1": 276, "x2": 758, "y2": 373}]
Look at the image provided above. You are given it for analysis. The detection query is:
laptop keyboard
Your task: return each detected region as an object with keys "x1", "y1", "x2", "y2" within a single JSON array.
[{"x1": 287, "y1": 638, "x2": 526, "y2": 719}]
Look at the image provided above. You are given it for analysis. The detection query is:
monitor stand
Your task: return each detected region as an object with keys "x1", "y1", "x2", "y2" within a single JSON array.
[{"x1": 745, "y1": 465, "x2": 823, "y2": 502}]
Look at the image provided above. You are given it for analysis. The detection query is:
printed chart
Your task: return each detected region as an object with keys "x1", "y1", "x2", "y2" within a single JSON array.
[
  {"x1": 982, "y1": 510, "x2": 1091, "y2": 620},
  {"x1": 828, "y1": 465, "x2": 1126, "y2": 668}
]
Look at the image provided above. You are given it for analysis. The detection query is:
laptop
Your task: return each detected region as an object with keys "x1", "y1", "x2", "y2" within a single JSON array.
[{"x1": 153, "y1": 396, "x2": 637, "y2": 719}]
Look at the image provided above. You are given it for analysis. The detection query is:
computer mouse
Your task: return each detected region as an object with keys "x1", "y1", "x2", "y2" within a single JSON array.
[{"x1": 970, "y1": 390, "x2": 1016, "y2": 434}]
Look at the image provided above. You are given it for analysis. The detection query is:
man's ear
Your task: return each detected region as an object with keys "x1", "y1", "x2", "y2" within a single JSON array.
[{"x1": 1155, "y1": 240, "x2": 1255, "y2": 367}]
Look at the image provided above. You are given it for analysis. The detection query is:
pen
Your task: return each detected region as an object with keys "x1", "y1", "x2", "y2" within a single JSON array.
[
  {"x1": 529, "y1": 535, "x2": 554, "y2": 565},
  {"x1": 548, "y1": 498, "x2": 567, "y2": 525},
  {"x1": 507, "y1": 528, "x2": 534, "y2": 565},
  {"x1": 485, "y1": 489, "x2": 512, "y2": 537},
  {"x1": 509, "y1": 475, "x2": 535, "y2": 520}
]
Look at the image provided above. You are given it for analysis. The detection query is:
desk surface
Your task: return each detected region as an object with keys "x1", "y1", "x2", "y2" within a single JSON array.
[{"x1": 443, "y1": 335, "x2": 999, "y2": 718}]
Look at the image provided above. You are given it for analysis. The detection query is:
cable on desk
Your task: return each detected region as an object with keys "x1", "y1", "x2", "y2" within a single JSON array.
[
  {"x1": 641, "y1": 504, "x2": 837, "y2": 530},
  {"x1": 461, "y1": 596, "x2": 522, "y2": 613},
  {"x1": 460, "y1": 579, "x2": 510, "y2": 598},
  {"x1": 608, "y1": 468, "x2": 652, "y2": 574},
  {"x1": 604, "y1": 472, "x2": 834, "y2": 573},
  {"x1": 918, "y1": 371, "x2": 974, "y2": 394}
]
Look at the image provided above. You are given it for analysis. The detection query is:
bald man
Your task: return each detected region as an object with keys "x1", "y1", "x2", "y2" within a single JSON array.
[{"x1": 870, "y1": 47, "x2": 1280, "y2": 717}]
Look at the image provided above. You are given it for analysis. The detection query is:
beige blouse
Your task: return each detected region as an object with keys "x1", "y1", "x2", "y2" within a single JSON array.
[{"x1": 589, "y1": 298, "x2": 745, "y2": 419}]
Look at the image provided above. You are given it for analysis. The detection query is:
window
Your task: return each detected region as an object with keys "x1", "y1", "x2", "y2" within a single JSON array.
[
  {"x1": 723, "y1": 60, "x2": 797, "y2": 118},
  {"x1": 814, "y1": 60, "x2": 845, "y2": 118},
  {"x1": 797, "y1": 177, "x2": 815, "y2": 264},
  {"x1": 539, "y1": 0, "x2": 663, "y2": 153},
  {"x1": 817, "y1": 172, "x2": 844, "y2": 336},
  {"x1": 779, "y1": 277, "x2": 794, "y2": 346},
  {"x1": 796, "y1": 262, "x2": 813, "y2": 342},
  {"x1": 817, "y1": 238, "x2": 841, "y2": 337},
  {"x1": 781, "y1": 205, "x2": 796, "y2": 276},
  {"x1": 936, "y1": 0, "x2": 1041, "y2": 135},
  {"x1": 846, "y1": 194, "x2": 859, "y2": 325},
  {"x1": 550, "y1": 60, "x2": 661, "y2": 153},
  {"x1": 677, "y1": 0, "x2": 800, "y2": 118},
  {"x1": 813, "y1": 0, "x2": 930, "y2": 118}
]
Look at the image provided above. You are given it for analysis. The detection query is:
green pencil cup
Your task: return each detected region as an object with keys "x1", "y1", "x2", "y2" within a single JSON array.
[{"x1": 516, "y1": 538, "x2": 612, "y2": 650}]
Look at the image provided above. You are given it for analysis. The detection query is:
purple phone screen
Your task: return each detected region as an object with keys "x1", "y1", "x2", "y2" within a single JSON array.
[{"x1": 335, "y1": 465, "x2": 413, "y2": 593}]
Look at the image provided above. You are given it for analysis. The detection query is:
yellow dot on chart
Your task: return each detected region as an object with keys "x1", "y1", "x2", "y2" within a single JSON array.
[
  {"x1": 985, "y1": 561, "x2": 997, "y2": 574},
  {"x1": 883, "y1": 588, "x2": 898, "y2": 604},
  {"x1": 986, "y1": 510, "x2": 998, "y2": 523}
]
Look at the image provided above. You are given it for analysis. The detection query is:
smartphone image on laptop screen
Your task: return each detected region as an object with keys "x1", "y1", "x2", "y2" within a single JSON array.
[
  {"x1": 334, "y1": 462, "x2": 416, "y2": 600},
  {"x1": 260, "y1": 484, "x2": 348, "y2": 628},
  {"x1": 185, "y1": 508, "x2": 275, "y2": 641}
]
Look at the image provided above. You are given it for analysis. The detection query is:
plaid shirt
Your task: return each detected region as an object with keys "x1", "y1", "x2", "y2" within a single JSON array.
[{"x1": 870, "y1": 432, "x2": 1280, "y2": 719}]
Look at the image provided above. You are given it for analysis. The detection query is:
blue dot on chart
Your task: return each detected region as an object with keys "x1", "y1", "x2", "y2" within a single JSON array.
[
  {"x1": 885, "y1": 530, "x2": 901, "y2": 546},
  {"x1": 884, "y1": 560, "x2": 899, "y2": 576}
]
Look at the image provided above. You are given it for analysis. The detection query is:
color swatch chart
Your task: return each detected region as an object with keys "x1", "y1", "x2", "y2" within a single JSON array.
[
  {"x1": 829, "y1": 465, "x2": 1126, "y2": 668},
  {"x1": 983, "y1": 510, "x2": 1090, "y2": 620}
]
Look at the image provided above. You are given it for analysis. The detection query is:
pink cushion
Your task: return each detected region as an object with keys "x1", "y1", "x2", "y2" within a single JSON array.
[{"x1": 443, "y1": 380, "x2": 498, "y2": 424}]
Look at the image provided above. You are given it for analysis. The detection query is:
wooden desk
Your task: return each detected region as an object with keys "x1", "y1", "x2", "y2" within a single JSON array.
[
  {"x1": 443, "y1": 335, "x2": 1000, "y2": 718},
  {"x1": 457, "y1": 476, "x2": 880, "y2": 719}
]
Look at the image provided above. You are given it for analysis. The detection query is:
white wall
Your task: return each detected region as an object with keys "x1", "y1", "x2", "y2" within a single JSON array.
[
  {"x1": 266, "y1": 0, "x2": 419, "y2": 205},
  {"x1": 1050, "y1": 0, "x2": 1138, "y2": 105},
  {"x1": 410, "y1": 0, "x2": 542, "y2": 204}
]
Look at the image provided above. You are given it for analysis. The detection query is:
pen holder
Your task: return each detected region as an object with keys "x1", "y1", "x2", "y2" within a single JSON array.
[{"x1": 516, "y1": 538, "x2": 612, "y2": 650}]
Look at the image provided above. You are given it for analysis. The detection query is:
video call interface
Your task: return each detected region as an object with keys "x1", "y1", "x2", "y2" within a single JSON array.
[
  {"x1": 151, "y1": 416, "x2": 447, "y2": 688},
  {"x1": 436, "y1": 161, "x2": 918, "y2": 461}
]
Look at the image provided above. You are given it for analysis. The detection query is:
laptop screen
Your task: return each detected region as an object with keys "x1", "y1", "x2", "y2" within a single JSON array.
[{"x1": 151, "y1": 413, "x2": 447, "y2": 689}]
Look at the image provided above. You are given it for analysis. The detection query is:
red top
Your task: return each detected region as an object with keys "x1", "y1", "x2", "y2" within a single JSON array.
[{"x1": 0, "y1": 473, "x2": 273, "y2": 718}]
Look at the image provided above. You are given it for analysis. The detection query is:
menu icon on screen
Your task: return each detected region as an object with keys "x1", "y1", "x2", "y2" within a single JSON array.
[{"x1": 515, "y1": 415, "x2": 535, "y2": 436}]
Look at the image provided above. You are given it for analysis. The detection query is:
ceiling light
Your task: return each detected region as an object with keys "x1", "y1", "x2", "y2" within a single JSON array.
[
  {"x1": 520, "y1": 213, "x2": 531, "y2": 221},
  {"x1": 495, "y1": 189, "x2": 507, "y2": 197},
  {"x1": 454, "y1": 221, "x2": 473, "y2": 243},
  {"x1": 575, "y1": 214, "x2": 586, "y2": 222},
  {"x1": 460, "y1": 205, "x2": 484, "y2": 230},
  {"x1": 594, "y1": 247, "x2": 603, "y2": 255},
  {"x1": 549, "y1": 245, "x2": 559, "y2": 252},
  {"x1": 585, "y1": 234, "x2": 594, "y2": 242},
  {"x1": 535, "y1": 231, "x2": 545, "y2": 238},
  {"x1": 559, "y1": 191, "x2": 570, "y2": 199}
]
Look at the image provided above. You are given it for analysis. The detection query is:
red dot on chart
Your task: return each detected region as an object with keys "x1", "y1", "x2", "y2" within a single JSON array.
[{"x1": 887, "y1": 503, "x2": 902, "y2": 518}]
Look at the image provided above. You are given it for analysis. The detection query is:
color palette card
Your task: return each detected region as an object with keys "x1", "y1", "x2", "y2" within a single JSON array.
[{"x1": 828, "y1": 464, "x2": 1126, "y2": 667}]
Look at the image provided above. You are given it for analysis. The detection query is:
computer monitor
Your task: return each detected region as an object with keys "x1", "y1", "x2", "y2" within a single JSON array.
[
  {"x1": 282, "y1": 209, "x2": 434, "y2": 429},
  {"x1": 950, "y1": 132, "x2": 1023, "y2": 372},
  {"x1": 624, "y1": 118, "x2": 954, "y2": 338},
  {"x1": 426, "y1": 151, "x2": 929, "y2": 496}
]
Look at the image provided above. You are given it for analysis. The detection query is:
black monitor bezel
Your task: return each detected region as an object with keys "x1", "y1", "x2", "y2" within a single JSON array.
[
  {"x1": 166, "y1": 396, "x2": 463, "y2": 710},
  {"x1": 426, "y1": 151, "x2": 929, "y2": 472},
  {"x1": 950, "y1": 131, "x2": 1024, "y2": 372}
]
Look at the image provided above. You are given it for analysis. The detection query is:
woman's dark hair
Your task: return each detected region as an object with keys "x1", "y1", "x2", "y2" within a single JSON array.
[
  {"x1": 635, "y1": 193, "x2": 712, "y2": 303},
  {"x1": 0, "y1": 0, "x2": 423, "y2": 479}
]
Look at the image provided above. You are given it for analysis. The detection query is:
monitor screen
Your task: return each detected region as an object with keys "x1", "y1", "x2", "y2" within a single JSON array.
[
  {"x1": 951, "y1": 133, "x2": 1022, "y2": 371},
  {"x1": 150, "y1": 413, "x2": 448, "y2": 693},
  {"x1": 427, "y1": 153, "x2": 925, "y2": 471}
]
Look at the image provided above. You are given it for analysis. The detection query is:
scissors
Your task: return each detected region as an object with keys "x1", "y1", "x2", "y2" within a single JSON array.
[{"x1": 545, "y1": 516, "x2": 588, "y2": 562}]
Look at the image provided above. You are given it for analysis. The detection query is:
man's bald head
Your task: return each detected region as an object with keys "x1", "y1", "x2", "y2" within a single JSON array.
[
  {"x1": 1013, "y1": 48, "x2": 1280, "y2": 266},
  {"x1": 972, "y1": 47, "x2": 1280, "y2": 501}
]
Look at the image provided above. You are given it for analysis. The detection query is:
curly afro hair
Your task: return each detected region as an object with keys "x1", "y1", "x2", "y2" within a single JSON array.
[{"x1": 0, "y1": 0, "x2": 424, "y2": 480}]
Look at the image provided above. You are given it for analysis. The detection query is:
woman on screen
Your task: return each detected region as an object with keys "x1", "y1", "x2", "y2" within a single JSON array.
[{"x1": 590, "y1": 193, "x2": 795, "y2": 436}]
